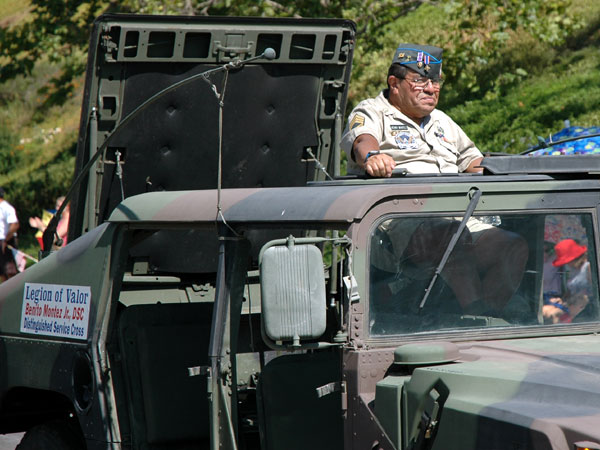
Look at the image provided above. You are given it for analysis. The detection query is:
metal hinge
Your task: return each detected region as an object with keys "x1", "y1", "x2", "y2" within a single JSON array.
[
  {"x1": 188, "y1": 365, "x2": 210, "y2": 377},
  {"x1": 324, "y1": 80, "x2": 345, "y2": 90},
  {"x1": 101, "y1": 26, "x2": 118, "y2": 62},
  {"x1": 213, "y1": 40, "x2": 255, "y2": 60},
  {"x1": 316, "y1": 381, "x2": 347, "y2": 411},
  {"x1": 343, "y1": 275, "x2": 360, "y2": 302}
]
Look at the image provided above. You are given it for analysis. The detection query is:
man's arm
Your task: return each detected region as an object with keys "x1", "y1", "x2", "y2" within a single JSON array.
[
  {"x1": 56, "y1": 212, "x2": 69, "y2": 242},
  {"x1": 6, "y1": 222, "x2": 19, "y2": 242},
  {"x1": 2, "y1": 221, "x2": 19, "y2": 252},
  {"x1": 465, "y1": 156, "x2": 483, "y2": 173},
  {"x1": 352, "y1": 134, "x2": 396, "y2": 178},
  {"x1": 447, "y1": 115, "x2": 483, "y2": 173}
]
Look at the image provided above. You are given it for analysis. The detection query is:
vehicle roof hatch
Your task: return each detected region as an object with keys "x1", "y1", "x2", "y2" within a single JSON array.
[{"x1": 69, "y1": 14, "x2": 356, "y2": 240}]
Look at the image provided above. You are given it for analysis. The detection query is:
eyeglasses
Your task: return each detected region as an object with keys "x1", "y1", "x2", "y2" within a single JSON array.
[{"x1": 402, "y1": 76, "x2": 444, "y2": 89}]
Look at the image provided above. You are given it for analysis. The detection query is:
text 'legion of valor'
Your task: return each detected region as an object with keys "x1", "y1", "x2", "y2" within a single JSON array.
[{"x1": 21, "y1": 283, "x2": 91, "y2": 340}]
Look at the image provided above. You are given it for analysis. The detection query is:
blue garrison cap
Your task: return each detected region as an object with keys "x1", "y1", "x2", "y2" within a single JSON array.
[{"x1": 392, "y1": 43, "x2": 443, "y2": 78}]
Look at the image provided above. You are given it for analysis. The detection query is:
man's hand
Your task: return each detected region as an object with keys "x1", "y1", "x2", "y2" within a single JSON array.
[
  {"x1": 352, "y1": 134, "x2": 396, "y2": 178},
  {"x1": 364, "y1": 153, "x2": 396, "y2": 178}
]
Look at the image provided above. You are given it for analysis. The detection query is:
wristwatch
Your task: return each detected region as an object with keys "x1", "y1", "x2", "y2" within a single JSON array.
[{"x1": 364, "y1": 150, "x2": 380, "y2": 164}]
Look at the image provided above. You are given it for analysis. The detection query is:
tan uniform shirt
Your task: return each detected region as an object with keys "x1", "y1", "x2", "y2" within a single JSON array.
[{"x1": 341, "y1": 91, "x2": 483, "y2": 174}]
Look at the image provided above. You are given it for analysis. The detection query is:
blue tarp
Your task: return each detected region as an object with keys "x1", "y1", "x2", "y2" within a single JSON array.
[{"x1": 527, "y1": 126, "x2": 600, "y2": 156}]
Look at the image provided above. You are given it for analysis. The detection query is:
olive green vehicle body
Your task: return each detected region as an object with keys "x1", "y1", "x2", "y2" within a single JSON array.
[{"x1": 2, "y1": 13, "x2": 600, "y2": 450}]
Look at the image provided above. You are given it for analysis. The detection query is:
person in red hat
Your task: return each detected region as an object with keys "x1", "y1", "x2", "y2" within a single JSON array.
[
  {"x1": 553, "y1": 238, "x2": 587, "y2": 267},
  {"x1": 543, "y1": 238, "x2": 592, "y2": 323}
]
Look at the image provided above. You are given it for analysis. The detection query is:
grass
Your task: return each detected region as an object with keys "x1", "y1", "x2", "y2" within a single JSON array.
[
  {"x1": 449, "y1": 45, "x2": 600, "y2": 153},
  {"x1": 0, "y1": 0, "x2": 30, "y2": 27},
  {"x1": 0, "y1": 55, "x2": 81, "y2": 257}
]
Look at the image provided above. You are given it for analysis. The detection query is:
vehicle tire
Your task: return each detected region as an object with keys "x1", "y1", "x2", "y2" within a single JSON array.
[{"x1": 15, "y1": 420, "x2": 85, "y2": 450}]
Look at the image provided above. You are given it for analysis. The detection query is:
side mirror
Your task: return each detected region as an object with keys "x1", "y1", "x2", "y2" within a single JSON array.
[{"x1": 259, "y1": 237, "x2": 326, "y2": 348}]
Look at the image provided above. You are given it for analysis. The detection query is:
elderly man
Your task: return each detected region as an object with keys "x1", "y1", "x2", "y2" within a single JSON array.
[
  {"x1": 344, "y1": 44, "x2": 528, "y2": 316},
  {"x1": 342, "y1": 43, "x2": 483, "y2": 177}
]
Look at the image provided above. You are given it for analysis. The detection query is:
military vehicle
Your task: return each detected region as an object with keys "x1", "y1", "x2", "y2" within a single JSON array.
[{"x1": 1, "y1": 12, "x2": 600, "y2": 450}]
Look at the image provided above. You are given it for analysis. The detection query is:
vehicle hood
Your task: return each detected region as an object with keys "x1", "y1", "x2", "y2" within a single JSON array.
[{"x1": 407, "y1": 335, "x2": 600, "y2": 448}]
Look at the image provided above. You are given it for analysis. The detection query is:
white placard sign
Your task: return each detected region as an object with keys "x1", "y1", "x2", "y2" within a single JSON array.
[{"x1": 20, "y1": 283, "x2": 91, "y2": 340}]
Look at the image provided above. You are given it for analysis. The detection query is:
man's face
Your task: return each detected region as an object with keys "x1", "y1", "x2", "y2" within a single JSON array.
[{"x1": 387, "y1": 69, "x2": 440, "y2": 123}]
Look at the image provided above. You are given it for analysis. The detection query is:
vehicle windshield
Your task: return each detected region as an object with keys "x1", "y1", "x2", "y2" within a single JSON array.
[{"x1": 369, "y1": 212, "x2": 599, "y2": 336}]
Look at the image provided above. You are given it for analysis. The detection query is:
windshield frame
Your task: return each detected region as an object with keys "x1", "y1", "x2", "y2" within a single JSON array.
[{"x1": 364, "y1": 207, "x2": 600, "y2": 344}]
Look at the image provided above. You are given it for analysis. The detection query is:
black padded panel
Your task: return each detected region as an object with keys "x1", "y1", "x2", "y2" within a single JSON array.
[
  {"x1": 128, "y1": 228, "x2": 300, "y2": 274},
  {"x1": 102, "y1": 63, "x2": 322, "y2": 273},
  {"x1": 98, "y1": 63, "x2": 319, "y2": 223},
  {"x1": 69, "y1": 16, "x2": 356, "y2": 273},
  {"x1": 257, "y1": 352, "x2": 343, "y2": 450},
  {"x1": 117, "y1": 303, "x2": 213, "y2": 447}
]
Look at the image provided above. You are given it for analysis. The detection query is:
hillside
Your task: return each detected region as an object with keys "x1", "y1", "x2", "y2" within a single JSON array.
[
  {"x1": 0, "y1": 58, "x2": 80, "y2": 256},
  {"x1": 1, "y1": 1, "x2": 599, "y2": 258},
  {"x1": 0, "y1": 0, "x2": 30, "y2": 27}
]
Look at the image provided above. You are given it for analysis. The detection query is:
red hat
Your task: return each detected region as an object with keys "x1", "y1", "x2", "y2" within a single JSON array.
[{"x1": 553, "y1": 239, "x2": 587, "y2": 267}]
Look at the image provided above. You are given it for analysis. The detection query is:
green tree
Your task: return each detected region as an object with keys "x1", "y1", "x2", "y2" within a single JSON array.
[
  {"x1": 1, "y1": 0, "x2": 581, "y2": 109},
  {"x1": 439, "y1": 0, "x2": 581, "y2": 107},
  {"x1": 0, "y1": 1, "x2": 113, "y2": 81}
]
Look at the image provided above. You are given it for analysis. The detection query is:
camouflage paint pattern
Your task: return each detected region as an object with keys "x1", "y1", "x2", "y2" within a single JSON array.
[
  {"x1": 107, "y1": 177, "x2": 600, "y2": 225},
  {"x1": 0, "y1": 171, "x2": 600, "y2": 448}
]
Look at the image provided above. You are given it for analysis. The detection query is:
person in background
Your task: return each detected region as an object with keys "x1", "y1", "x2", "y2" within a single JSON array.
[
  {"x1": 543, "y1": 241, "x2": 562, "y2": 301},
  {"x1": 29, "y1": 196, "x2": 70, "y2": 249},
  {"x1": 0, "y1": 187, "x2": 19, "y2": 281},
  {"x1": 543, "y1": 239, "x2": 592, "y2": 323}
]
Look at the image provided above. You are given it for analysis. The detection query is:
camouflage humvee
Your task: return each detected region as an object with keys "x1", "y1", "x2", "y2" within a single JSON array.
[{"x1": 1, "y1": 13, "x2": 600, "y2": 450}]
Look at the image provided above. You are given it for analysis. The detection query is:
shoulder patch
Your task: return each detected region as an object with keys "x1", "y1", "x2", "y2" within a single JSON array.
[{"x1": 350, "y1": 115, "x2": 365, "y2": 130}]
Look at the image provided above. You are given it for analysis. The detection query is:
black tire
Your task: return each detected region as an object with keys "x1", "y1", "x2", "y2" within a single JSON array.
[{"x1": 16, "y1": 420, "x2": 85, "y2": 450}]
